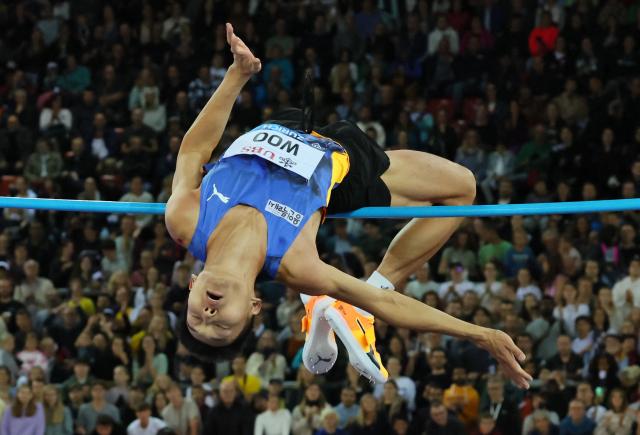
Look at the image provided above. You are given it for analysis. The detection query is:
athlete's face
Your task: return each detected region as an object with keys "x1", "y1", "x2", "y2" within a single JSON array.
[{"x1": 186, "y1": 271, "x2": 261, "y2": 345}]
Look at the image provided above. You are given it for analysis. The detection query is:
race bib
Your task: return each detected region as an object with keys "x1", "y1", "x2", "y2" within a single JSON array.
[{"x1": 223, "y1": 125, "x2": 325, "y2": 180}]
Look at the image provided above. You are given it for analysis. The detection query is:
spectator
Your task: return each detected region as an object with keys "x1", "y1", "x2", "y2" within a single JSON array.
[
  {"x1": 126, "y1": 403, "x2": 165, "y2": 435},
  {"x1": 246, "y1": 330, "x2": 287, "y2": 388},
  {"x1": 528, "y1": 12, "x2": 559, "y2": 57},
  {"x1": 1, "y1": 384, "x2": 45, "y2": 435},
  {"x1": 43, "y1": 385, "x2": 73, "y2": 435},
  {"x1": 0, "y1": 115, "x2": 34, "y2": 175},
  {"x1": 478, "y1": 221, "x2": 512, "y2": 268},
  {"x1": 558, "y1": 399, "x2": 595, "y2": 435},
  {"x1": 428, "y1": 15, "x2": 460, "y2": 55},
  {"x1": 162, "y1": 384, "x2": 199, "y2": 435},
  {"x1": 57, "y1": 54, "x2": 91, "y2": 96},
  {"x1": 315, "y1": 408, "x2": 346, "y2": 435},
  {"x1": 24, "y1": 139, "x2": 63, "y2": 185},
  {"x1": 333, "y1": 387, "x2": 359, "y2": 429},
  {"x1": 575, "y1": 382, "x2": 606, "y2": 423},
  {"x1": 473, "y1": 413, "x2": 502, "y2": 435},
  {"x1": 222, "y1": 355, "x2": 262, "y2": 402},
  {"x1": 77, "y1": 382, "x2": 121, "y2": 434},
  {"x1": 405, "y1": 263, "x2": 439, "y2": 301},
  {"x1": 425, "y1": 400, "x2": 466, "y2": 435},
  {"x1": 346, "y1": 394, "x2": 389, "y2": 435},
  {"x1": 438, "y1": 262, "x2": 475, "y2": 303},
  {"x1": 443, "y1": 366, "x2": 480, "y2": 428},
  {"x1": 14, "y1": 260, "x2": 55, "y2": 311},
  {"x1": 594, "y1": 388, "x2": 634, "y2": 435},
  {"x1": 253, "y1": 394, "x2": 291, "y2": 435},
  {"x1": 291, "y1": 383, "x2": 332, "y2": 435},
  {"x1": 132, "y1": 336, "x2": 168, "y2": 387},
  {"x1": 480, "y1": 376, "x2": 519, "y2": 434},
  {"x1": 202, "y1": 379, "x2": 251, "y2": 435},
  {"x1": 529, "y1": 410, "x2": 560, "y2": 435}
]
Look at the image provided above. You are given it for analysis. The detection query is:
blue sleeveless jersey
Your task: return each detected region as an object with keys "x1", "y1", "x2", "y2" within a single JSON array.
[{"x1": 187, "y1": 124, "x2": 349, "y2": 278}]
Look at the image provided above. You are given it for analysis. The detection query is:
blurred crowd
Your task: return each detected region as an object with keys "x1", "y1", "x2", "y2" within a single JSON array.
[{"x1": 1, "y1": 0, "x2": 640, "y2": 434}]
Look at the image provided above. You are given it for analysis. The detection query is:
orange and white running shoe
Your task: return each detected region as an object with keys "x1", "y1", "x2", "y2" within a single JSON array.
[
  {"x1": 301, "y1": 295, "x2": 338, "y2": 375},
  {"x1": 323, "y1": 300, "x2": 388, "y2": 384}
]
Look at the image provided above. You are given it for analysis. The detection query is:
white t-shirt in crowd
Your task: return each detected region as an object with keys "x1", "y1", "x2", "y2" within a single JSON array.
[
  {"x1": 127, "y1": 417, "x2": 166, "y2": 435},
  {"x1": 253, "y1": 408, "x2": 291, "y2": 435}
]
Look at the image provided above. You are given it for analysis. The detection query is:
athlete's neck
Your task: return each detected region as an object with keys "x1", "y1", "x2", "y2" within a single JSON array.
[{"x1": 204, "y1": 206, "x2": 266, "y2": 284}]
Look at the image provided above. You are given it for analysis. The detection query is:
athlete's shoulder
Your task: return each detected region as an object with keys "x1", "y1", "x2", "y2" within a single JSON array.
[{"x1": 165, "y1": 189, "x2": 200, "y2": 248}]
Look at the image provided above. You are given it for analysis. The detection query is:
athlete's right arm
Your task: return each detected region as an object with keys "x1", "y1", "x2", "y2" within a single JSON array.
[{"x1": 172, "y1": 23, "x2": 261, "y2": 192}]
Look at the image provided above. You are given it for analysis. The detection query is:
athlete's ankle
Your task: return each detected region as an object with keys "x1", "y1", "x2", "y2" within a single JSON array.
[{"x1": 366, "y1": 271, "x2": 395, "y2": 291}]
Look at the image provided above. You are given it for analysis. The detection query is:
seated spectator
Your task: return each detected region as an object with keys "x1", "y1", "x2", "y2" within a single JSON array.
[
  {"x1": 24, "y1": 138, "x2": 63, "y2": 185},
  {"x1": 558, "y1": 399, "x2": 595, "y2": 435},
  {"x1": 126, "y1": 402, "x2": 166, "y2": 435},
  {"x1": 428, "y1": 15, "x2": 460, "y2": 55},
  {"x1": 132, "y1": 336, "x2": 168, "y2": 387},
  {"x1": 473, "y1": 413, "x2": 502, "y2": 435},
  {"x1": 528, "y1": 12, "x2": 559, "y2": 57},
  {"x1": 438, "y1": 262, "x2": 475, "y2": 303},
  {"x1": 77, "y1": 381, "x2": 121, "y2": 434},
  {"x1": 39, "y1": 93, "x2": 72, "y2": 137},
  {"x1": 376, "y1": 379, "x2": 408, "y2": 422},
  {"x1": 162, "y1": 383, "x2": 200, "y2": 435},
  {"x1": 84, "y1": 112, "x2": 118, "y2": 160},
  {"x1": 14, "y1": 260, "x2": 55, "y2": 312},
  {"x1": 119, "y1": 177, "x2": 154, "y2": 230},
  {"x1": 0, "y1": 115, "x2": 34, "y2": 174},
  {"x1": 316, "y1": 408, "x2": 347, "y2": 435},
  {"x1": 443, "y1": 366, "x2": 480, "y2": 428},
  {"x1": 480, "y1": 376, "x2": 519, "y2": 434},
  {"x1": 16, "y1": 332, "x2": 47, "y2": 376},
  {"x1": 594, "y1": 388, "x2": 634, "y2": 435},
  {"x1": 528, "y1": 409, "x2": 559, "y2": 435},
  {"x1": 333, "y1": 386, "x2": 359, "y2": 429},
  {"x1": 1, "y1": 384, "x2": 44, "y2": 435},
  {"x1": 405, "y1": 263, "x2": 439, "y2": 301},
  {"x1": 246, "y1": 330, "x2": 286, "y2": 388},
  {"x1": 438, "y1": 230, "x2": 479, "y2": 277},
  {"x1": 291, "y1": 383, "x2": 332, "y2": 435},
  {"x1": 91, "y1": 414, "x2": 125, "y2": 435},
  {"x1": 140, "y1": 89, "x2": 166, "y2": 133},
  {"x1": 222, "y1": 356, "x2": 261, "y2": 402},
  {"x1": 346, "y1": 393, "x2": 389, "y2": 435},
  {"x1": 374, "y1": 358, "x2": 415, "y2": 411},
  {"x1": 43, "y1": 385, "x2": 73, "y2": 435},
  {"x1": 504, "y1": 231, "x2": 537, "y2": 278},
  {"x1": 547, "y1": 335, "x2": 583, "y2": 380},
  {"x1": 455, "y1": 129, "x2": 486, "y2": 182},
  {"x1": 253, "y1": 394, "x2": 291, "y2": 435},
  {"x1": 554, "y1": 284, "x2": 590, "y2": 336},
  {"x1": 57, "y1": 54, "x2": 91, "y2": 95},
  {"x1": 516, "y1": 269, "x2": 542, "y2": 301},
  {"x1": 425, "y1": 400, "x2": 466, "y2": 435},
  {"x1": 187, "y1": 66, "x2": 216, "y2": 112}
]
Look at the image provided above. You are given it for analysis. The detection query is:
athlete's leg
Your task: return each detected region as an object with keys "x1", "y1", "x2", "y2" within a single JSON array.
[{"x1": 377, "y1": 150, "x2": 476, "y2": 285}]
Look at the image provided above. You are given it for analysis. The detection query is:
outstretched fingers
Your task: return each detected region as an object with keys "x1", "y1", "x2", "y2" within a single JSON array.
[{"x1": 499, "y1": 346, "x2": 532, "y2": 389}]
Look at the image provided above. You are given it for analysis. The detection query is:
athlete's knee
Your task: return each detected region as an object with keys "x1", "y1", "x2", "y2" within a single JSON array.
[{"x1": 449, "y1": 165, "x2": 476, "y2": 206}]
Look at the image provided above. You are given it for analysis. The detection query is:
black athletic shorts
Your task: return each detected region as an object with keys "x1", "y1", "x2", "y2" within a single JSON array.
[{"x1": 267, "y1": 108, "x2": 392, "y2": 214}]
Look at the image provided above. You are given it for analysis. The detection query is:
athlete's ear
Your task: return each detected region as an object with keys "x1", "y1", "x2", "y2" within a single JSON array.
[
  {"x1": 189, "y1": 274, "x2": 197, "y2": 291},
  {"x1": 250, "y1": 297, "x2": 262, "y2": 315}
]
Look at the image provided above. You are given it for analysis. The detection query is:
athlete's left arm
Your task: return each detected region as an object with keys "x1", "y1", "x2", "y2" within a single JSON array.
[
  {"x1": 173, "y1": 23, "x2": 261, "y2": 192},
  {"x1": 308, "y1": 263, "x2": 532, "y2": 389}
]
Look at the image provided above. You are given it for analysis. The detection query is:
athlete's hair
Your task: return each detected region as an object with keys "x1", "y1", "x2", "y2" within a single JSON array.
[{"x1": 177, "y1": 304, "x2": 254, "y2": 362}]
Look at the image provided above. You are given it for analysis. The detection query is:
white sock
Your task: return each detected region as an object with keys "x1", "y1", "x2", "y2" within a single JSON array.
[
  {"x1": 300, "y1": 293, "x2": 312, "y2": 304},
  {"x1": 300, "y1": 271, "x2": 394, "y2": 317},
  {"x1": 353, "y1": 271, "x2": 395, "y2": 317},
  {"x1": 367, "y1": 270, "x2": 395, "y2": 291}
]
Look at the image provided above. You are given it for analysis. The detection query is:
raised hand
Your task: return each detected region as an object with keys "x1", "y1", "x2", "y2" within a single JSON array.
[
  {"x1": 478, "y1": 329, "x2": 532, "y2": 389},
  {"x1": 226, "y1": 23, "x2": 261, "y2": 76}
]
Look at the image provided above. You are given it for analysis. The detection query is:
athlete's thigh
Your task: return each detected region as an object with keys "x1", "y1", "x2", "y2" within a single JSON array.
[{"x1": 381, "y1": 150, "x2": 475, "y2": 206}]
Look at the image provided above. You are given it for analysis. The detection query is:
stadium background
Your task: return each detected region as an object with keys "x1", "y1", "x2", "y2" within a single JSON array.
[{"x1": 1, "y1": 0, "x2": 640, "y2": 434}]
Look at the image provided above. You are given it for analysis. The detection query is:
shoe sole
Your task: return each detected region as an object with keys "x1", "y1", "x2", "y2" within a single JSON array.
[
  {"x1": 324, "y1": 306, "x2": 388, "y2": 384},
  {"x1": 302, "y1": 297, "x2": 338, "y2": 375}
]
